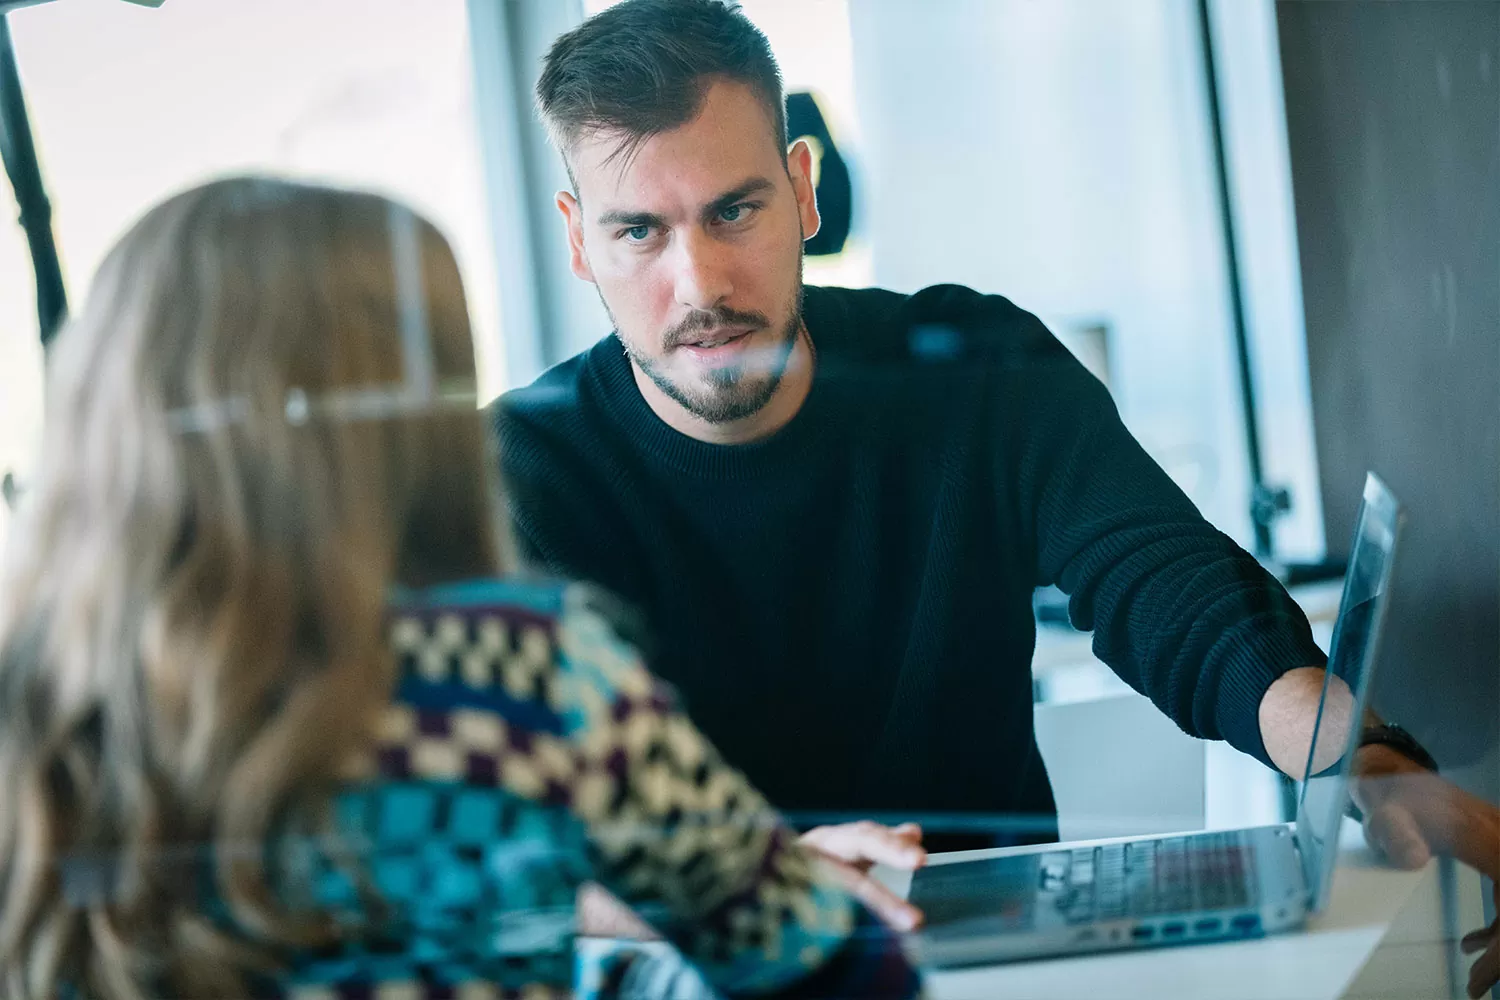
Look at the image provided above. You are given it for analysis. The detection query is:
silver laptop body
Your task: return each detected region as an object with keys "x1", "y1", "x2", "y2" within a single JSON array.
[{"x1": 910, "y1": 473, "x2": 1405, "y2": 967}]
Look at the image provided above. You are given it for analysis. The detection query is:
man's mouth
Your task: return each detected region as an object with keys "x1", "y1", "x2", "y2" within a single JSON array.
[
  {"x1": 690, "y1": 332, "x2": 745, "y2": 347},
  {"x1": 679, "y1": 327, "x2": 755, "y2": 352}
]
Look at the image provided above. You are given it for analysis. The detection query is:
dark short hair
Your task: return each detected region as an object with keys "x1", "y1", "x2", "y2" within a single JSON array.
[{"x1": 536, "y1": 0, "x2": 786, "y2": 176}]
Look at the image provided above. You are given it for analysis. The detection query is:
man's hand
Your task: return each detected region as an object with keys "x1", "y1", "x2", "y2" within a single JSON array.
[
  {"x1": 799, "y1": 821, "x2": 928, "y2": 932},
  {"x1": 1352, "y1": 745, "x2": 1500, "y2": 998}
]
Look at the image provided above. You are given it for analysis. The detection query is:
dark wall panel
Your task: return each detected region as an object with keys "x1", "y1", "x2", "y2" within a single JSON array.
[{"x1": 1278, "y1": 0, "x2": 1499, "y2": 799}]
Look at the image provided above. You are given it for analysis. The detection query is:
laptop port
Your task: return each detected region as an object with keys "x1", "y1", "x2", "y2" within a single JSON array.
[
  {"x1": 1131, "y1": 925, "x2": 1155, "y2": 941},
  {"x1": 1231, "y1": 914, "x2": 1261, "y2": 934},
  {"x1": 1194, "y1": 918, "x2": 1222, "y2": 935},
  {"x1": 1075, "y1": 929, "x2": 1098, "y2": 943},
  {"x1": 1162, "y1": 922, "x2": 1186, "y2": 938}
]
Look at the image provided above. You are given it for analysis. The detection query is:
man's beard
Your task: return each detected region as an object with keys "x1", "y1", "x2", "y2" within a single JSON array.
[{"x1": 609, "y1": 275, "x2": 805, "y2": 426}]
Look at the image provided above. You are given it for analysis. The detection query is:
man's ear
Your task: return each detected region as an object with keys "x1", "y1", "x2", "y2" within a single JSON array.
[
  {"x1": 556, "y1": 190, "x2": 595, "y2": 283},
  {"x1": 787, "y1": 139, "x2": 822, "y2": 242}
]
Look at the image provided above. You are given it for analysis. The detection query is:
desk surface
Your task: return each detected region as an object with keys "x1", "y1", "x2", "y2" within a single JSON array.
[{"x1": 883, "y1": 830, "x2": 1461, "y2": 1000}]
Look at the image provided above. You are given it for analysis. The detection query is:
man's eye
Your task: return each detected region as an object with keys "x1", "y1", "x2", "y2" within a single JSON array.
[
  {"x1": 718, "y1": 204, "x2": 750, "y2": 223},
  {"x1": 623, "y1": 225, "x2": 652, "y2": 242}
]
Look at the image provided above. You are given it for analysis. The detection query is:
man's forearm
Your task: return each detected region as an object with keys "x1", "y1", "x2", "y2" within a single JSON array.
[{"x1": 1258, "y1": 665, "x2": 1370, "y2": 778}]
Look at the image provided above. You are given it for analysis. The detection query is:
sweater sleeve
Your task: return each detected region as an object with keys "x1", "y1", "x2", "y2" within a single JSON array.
[
  {"x1": 554, "y1": 586, "x2": 923, "y2": 1000},
  {"x1": 992, "y1": 302, "x2": 1328, "y2": 767}
]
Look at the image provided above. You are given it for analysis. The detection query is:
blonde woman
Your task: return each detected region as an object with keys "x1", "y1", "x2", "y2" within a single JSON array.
[{"x1": 0, "y1": 178, "x2": 921, "y2": 999}]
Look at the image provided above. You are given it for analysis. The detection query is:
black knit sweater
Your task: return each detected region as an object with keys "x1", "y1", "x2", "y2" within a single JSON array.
[{"x1": 494, "y1": 284, "x2": 1326, "y2": 851}]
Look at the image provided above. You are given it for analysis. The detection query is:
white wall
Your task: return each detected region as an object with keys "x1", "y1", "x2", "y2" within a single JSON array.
[{"x1": 847, "y1": 0, "x2": 1256, "y2": 541}]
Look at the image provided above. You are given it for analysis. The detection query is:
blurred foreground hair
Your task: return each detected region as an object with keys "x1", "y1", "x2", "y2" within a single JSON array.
[{"x1": 0, "y1": 176, "x2": 510, "y2": 998}]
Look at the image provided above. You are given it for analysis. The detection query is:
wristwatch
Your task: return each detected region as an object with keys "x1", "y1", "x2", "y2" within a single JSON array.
[{"x1": 1358, "y1": 722, "x2": 1439, "y2": 772}]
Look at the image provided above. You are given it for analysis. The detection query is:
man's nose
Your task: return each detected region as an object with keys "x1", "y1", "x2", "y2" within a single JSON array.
[{"x1": 672, "y1": 229, "x2": 734, "y2": 312}]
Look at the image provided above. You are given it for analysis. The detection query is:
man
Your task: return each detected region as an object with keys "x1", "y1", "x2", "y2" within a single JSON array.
[{"x1": 496, "y1": 1, "x2": 1498, "y2": 990}]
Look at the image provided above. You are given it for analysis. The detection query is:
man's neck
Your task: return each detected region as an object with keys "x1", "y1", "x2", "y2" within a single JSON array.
[{"x1": 632, "y1": 325, "x2": 815, "y2": 445}]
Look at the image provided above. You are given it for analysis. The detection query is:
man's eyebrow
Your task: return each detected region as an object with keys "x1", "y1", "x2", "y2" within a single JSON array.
[
  {"x1": 594, "y1": 177, "x2": 776, "y2": 229},
  {"x1": 596, "y1": 208, "x2": 666, "y2": 228},
  {"x1": 702, "y1": 177, "x2": 775, "y2": 220}
]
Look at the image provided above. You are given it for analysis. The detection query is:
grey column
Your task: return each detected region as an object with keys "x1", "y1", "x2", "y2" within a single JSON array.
[{"x1": 467, "y1": 0, "x2": 610, "y2": 388}]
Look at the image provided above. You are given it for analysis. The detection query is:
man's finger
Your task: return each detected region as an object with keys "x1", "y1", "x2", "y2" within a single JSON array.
[
  {"x1": 1467, "y1": 941, "x2": 1498, "y2": 999},
  {"x1": 1365, "y1": 804, "x2": 1431, "y2": 870}
]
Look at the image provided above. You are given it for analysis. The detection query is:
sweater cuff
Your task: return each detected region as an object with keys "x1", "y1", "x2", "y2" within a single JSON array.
[{"x1": 1211, "y1": 614, "x2": 1329, "y2": 770}]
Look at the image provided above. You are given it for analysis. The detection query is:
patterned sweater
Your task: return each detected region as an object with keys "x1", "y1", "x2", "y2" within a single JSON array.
[{"x1": 271, "y1": 577, "x2": 921, "y2": 999}]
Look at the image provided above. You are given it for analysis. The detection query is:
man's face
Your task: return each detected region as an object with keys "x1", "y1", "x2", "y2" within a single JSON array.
[{"x1": 557, "y1": 79, "x2": 820, "y2": 425}]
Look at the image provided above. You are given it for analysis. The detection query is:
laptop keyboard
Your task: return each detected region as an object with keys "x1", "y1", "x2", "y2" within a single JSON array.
[{"x1": 1043, "y1": 831, "x2": 1258, "y2": 924}]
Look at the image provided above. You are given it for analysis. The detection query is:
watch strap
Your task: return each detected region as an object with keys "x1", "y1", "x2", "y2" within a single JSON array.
[{"x1": 1359, "y1": 722, "x2": 1439, "y2": 772}]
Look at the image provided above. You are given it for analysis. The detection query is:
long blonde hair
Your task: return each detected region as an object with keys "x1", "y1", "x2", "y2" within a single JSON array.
[{"x1": 0, "y1": 177, "x2": 509, "y2": 998}]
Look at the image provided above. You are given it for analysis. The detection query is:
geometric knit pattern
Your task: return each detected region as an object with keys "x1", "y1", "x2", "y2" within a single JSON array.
[{"x1": 259, "y1": 578, "x2": 906, "y2": 1000}]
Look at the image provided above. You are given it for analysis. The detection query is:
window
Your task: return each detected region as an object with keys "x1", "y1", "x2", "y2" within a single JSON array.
[{"x1": 1, "y1": 0, "x2": 503, "y2": 557}]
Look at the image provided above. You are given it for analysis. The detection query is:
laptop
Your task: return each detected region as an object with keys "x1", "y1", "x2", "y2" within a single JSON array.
[{"x1": 908, "y1": 472, "x2": 1405, "y2": 967}]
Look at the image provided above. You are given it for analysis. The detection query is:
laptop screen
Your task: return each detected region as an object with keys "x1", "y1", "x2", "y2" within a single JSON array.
[{"x1": 1294, "y1": 473, "x2": 1404, "y2": 912}]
